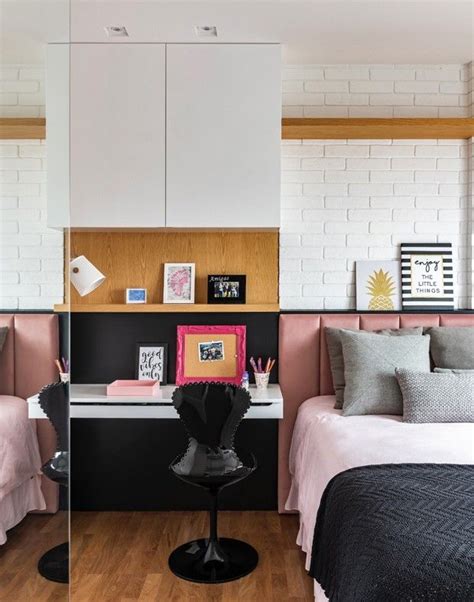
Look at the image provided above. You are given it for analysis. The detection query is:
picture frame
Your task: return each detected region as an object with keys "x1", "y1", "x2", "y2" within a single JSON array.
[
  {"x1": 163, "y1": 263, "x2": 195, "y2": 304},
  {"x1": 125, "y1": 288, "x2": 147, "y2": 304},
  {"x1": 356, "y1": 261, "x2": 401, "y2": 311},
  {"x1": 400, "y1": 243, "x2": 454, "y2": 310},
  {"x1": 176, "y1": 325, "x2": 246, "y2": 385},
  {"x1": 136, "y1": 343, "x2": 168, "y2": 384},
  {"x1": 207, "y1": 275, "x2": 246, "y2": 304}
]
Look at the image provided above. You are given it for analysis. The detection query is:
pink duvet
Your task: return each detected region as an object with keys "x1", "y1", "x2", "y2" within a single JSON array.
[
  {"x1": 286, "y1": 395, "x2": 474, "y2": 573},
  {"x1": 0, "y1": 396, "x2": 43, "y2": 502}
]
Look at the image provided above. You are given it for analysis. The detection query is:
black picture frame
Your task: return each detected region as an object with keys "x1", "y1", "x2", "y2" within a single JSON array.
[
  {"x1": 135, "y1": 343, "x2": 168, "y2": 384},
  {"x1": 207, "y1": 275, "x2": 246, "y2": 304}
]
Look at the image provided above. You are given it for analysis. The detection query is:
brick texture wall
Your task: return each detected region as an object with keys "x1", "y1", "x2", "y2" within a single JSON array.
[
  {"x1": 281, "y1": 62, "x2": 474, "y2": 310},
  {"x1": 0, "y1": 65, "x2": 64, "y2": 310}
]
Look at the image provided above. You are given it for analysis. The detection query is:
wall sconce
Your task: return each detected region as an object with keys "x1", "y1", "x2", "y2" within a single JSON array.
[{"x1": 70, "y1": 255, "x2": 106, "y2": 297}]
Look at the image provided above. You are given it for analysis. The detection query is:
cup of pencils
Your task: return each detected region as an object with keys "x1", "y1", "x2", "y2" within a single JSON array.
[
  {"x1": 250, "y1": 356, "x2": 275, "y2": 389},
  {"x1": 55, "y1": 358, "x2": 69, "y2": 383}
]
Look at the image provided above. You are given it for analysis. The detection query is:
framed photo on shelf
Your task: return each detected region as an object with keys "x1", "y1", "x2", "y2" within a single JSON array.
[
  {"x1": 136, "y1": 343, "x2": 168, "y2": 384},
  {"x1": 400, "y1": 243, "x2": 454, "y2": 310},
  {"x1": 163, "y1": 263, "x2": 195, "y2": 304},
  {"x1": 207, "y1": 275, "x2": 246, "y2": 304},
  {"x1": 125, "y1": 288, "x2": 147, "y2": 304},
  {"x1": 356, "y1": 261, "x2": 401, "y2": 311},
  {"x1": 176, "y1": 325, "x2": 246, "y2": 385}
]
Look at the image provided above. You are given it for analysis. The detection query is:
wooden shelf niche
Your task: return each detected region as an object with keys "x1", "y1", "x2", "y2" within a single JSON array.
[{"x1": 63, "y1": 230, "x2": 279, "y2": 312}]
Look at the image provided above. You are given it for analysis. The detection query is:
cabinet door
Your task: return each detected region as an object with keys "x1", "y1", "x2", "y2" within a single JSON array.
[
  {"x1": 70, "y1": 44, "x2": 166, "y2": 227},
  {"x1": 166, "y1": 44, "x2": 281, "y2": 228},
  {"x1": 46, "y1": 44, "x2": 70, "y2": 229}
]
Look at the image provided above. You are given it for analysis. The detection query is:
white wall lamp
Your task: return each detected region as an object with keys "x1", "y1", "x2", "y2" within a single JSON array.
[{"x1": 70, "y1": 255, "x2": 106, "y2": 297}]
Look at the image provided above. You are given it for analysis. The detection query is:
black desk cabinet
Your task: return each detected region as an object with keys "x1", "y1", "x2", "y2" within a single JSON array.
[{"x1": 71, "y1": 419, "x2": 278, "y2": 511}]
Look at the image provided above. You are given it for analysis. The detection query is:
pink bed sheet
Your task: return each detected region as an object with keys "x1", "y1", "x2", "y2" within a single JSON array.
[
  {"x1": 0, "y1": 396, "x2": 45, "y2": 541},
  {"x1": 286, "y1": 395, "x2": 474, "y2": 573}
]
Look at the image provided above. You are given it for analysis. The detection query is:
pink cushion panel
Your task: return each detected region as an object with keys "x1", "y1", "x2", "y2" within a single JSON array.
[
  {"x1": 359, "y1": 314, "x2": 401, "y2": 330},
  {"x1": 14, "y1": 314, "x2": 59, "y2": 400},
  {"x1": 440, "y1": 314, "x2": 474, "y2": 326},
  {"x1": 278, "y1": 314, "x2": 321, "y2": 513},
  {"x1": 400, "y1": 314, "x2": 440, "y2": 328},
  {"x1": 0, "y1": 315, "x2": 14, "y2": 396},
  {"x1": 320, "y1": 315, "x2": 359, "y2": 395},
  {"x1": 278, "y1": 312, "x2": 474, "y2": 513}
]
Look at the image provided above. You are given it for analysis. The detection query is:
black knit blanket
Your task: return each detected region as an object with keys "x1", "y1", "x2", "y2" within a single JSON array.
[{"x1": 309, "y1": 464, "x2": 474, "y2": 602}]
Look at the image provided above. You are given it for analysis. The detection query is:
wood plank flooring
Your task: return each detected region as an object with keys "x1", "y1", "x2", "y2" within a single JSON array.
[
  {"x1": 0, "y1": 512, "x2": 68, "y2": 602},
  {"x1": 71, "y1": 511, "x2": 314, "y2": 601}
]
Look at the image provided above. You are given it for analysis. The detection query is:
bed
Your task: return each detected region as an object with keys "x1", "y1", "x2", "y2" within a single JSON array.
[
  {"x1": 0, "y1": 314, "x2": 59, "y2": 544},
  {"x1": 278, "y1": 313, "x2": 474, "y2": 601}
]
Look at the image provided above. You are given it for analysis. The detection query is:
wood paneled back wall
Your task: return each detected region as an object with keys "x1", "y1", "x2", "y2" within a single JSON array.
[{"x1": 70, "y1": 231, "x2": 279, "y2": 305}]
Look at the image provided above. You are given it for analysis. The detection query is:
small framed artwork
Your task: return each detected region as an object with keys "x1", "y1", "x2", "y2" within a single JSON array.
[
  {"x1": 126, "y1": 288, "x2": 147, "y2": 304},
  {"x1": 401, "y1": 243, "x2": 454, "y2": 310},
  {"x1": 207, "y1": 275, "x2": 246, "y2": 304},
  {"x1": 356, "y1": 261, "x2": 401, "y2": 311},
  {"x1": 136, "y1": 343, "x2": 168, "y2": 384},
  {"x1": 163, "y1": 263, "x2": 195, "y2": 304},
  {"x1": 176, "y1": 325, "x2": 246, "y2": 385}
]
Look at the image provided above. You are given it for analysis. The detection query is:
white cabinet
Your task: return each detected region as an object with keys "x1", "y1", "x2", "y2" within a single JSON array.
[
  {"x1": 70, "y1": 44, "x2": 166, "y2": 227},
  {"x1": 166, "y1": 44, "x2": 281, "y2": 228},
  {"x1": 47, "y1": 43, "x2": 280, "y2": 229},
  {"x1": 46, "y1": 44, "x2": 70, "y2": 229}
]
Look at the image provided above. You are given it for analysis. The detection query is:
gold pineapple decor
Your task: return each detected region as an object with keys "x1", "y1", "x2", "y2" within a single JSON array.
[{"x1": 366, "y1": 269, "x2": 396, "y2": 311}]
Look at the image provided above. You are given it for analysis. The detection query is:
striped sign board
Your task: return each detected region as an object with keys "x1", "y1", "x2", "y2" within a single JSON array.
[{"x1": 400, "y1": 243, "x2": 454, "y2": 310}]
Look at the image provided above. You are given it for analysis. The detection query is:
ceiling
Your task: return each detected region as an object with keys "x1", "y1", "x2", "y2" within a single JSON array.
[{"x1": 1, "y1": 0, "x2": 472, "y2": 65}]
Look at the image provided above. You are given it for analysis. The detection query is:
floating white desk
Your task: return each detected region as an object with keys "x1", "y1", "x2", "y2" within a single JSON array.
[{"x1": 28, "y1": 384, "x2": 283, "y2": 420}]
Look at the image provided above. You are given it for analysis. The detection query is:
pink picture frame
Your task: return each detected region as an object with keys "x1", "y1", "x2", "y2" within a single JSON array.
[{"x1": 176, "y1": 325, "x2": 246, "y2": 386}]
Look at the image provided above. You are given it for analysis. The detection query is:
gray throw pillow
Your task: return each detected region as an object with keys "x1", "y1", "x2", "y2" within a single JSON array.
[
  {"x1": 0, "y1": 327, "x2": 8, "y2": 353},
  {"x1": 425, "y1": 327, "x2": 474, "y2": 369},
  {"x1": 396, "y1": 368, "x2": 474, "y2": 423},
  {"x1": 340, "y1": 331, "x2": 430, "y2": 416},
  {"x1": 325, "y1": 327, "x2": 424, "y2": 409}
]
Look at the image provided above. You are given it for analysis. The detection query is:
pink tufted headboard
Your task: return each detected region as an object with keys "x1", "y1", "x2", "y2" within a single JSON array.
[
  {"x1": 278, "y1": 312, "x2": 474, "y2": 512},
  {"x1": 0, "y1": 313, "x2": 60, "y2": 512}
]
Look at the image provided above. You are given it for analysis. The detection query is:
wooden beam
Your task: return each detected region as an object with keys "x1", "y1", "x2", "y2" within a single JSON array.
[
  {"x1": 282, "y1": 118, "x2": 474, "y2": 140},
  {"x1": 0, "y1": 118, "x2": 46, "y2": 140}
]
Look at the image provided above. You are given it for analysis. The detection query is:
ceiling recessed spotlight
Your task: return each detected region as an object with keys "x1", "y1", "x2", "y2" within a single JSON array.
[
  {"x1": 104, "y1": 26, "x2": 129, "y2": 38},
  {"x1": 195, "y1": 26, "x2": 218, "y2": 38}
]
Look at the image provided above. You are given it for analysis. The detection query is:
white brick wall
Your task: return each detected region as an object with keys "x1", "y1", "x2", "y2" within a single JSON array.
[
  {"x1": 0, "y1": 66, "x2": 64, "y2": 310},
  {"x1": 281, "y1": 61, "x2": 474, "y2": 310},
  {"x1": 283, "y1": 64, "x2": 471, "y2": 118}
]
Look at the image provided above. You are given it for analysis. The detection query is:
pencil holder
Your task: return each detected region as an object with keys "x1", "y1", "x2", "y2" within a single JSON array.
[{"x1": 254, "y1": 372, "x2": 270, "y2": 389}]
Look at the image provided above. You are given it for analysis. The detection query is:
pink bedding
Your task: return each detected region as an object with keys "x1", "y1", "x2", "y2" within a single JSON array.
[
  {"x1": 286, "y1": 395, "x2": 474, "y2": 573},
  {"x1": 0, "y1": 396, "x2": 45, "y2": 540}
]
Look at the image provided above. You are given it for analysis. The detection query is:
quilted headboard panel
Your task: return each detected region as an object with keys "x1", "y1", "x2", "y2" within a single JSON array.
[
  {"x1": 278, "y1": 312, "x2": 474, "y2": 512},
  {"x1": 0, "y1": 313, "x2": 60, "y2": 513}
]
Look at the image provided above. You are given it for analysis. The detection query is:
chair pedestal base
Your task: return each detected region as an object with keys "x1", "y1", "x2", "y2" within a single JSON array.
[
  {"x1": 38, "y1": 542, "x2": 69, "y2": 584},
  {"x1": 168, "y1": 537, "x2": 258, "y2": 584}
]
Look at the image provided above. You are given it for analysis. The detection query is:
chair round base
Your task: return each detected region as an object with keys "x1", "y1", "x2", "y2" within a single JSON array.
[
  {"x1": 169, "y1": 537, "x2": 258, "y2": 584},
  {"x1": 38, "y1": 542, "x2": 69, "y2": 584}
]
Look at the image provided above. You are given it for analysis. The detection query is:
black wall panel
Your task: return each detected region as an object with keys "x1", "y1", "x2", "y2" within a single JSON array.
[{"x1": 70, "y1": 312, "x2": 279, "y2": 385}]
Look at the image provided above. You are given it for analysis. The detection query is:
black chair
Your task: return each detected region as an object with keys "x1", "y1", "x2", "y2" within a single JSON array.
[
  {"x1": 37, "y1": 381, "x2": 69, "y2": 584},
  {"x1": 169, "y1": 382, "x2": 258, "y2": 584}
]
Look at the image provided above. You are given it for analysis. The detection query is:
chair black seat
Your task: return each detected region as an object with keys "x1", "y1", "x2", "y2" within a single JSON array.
[{"x1": 168, "y1": 382, "x2": 259, "y2": 584}]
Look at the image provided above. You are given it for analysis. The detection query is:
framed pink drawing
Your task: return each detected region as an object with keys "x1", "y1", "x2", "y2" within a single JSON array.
[
  {"x1": 176, "y1": 325, "x2": 246, "y2": 385},
  {"x1": 163, "y1": 263, "x2": 195, "y2": 304}
]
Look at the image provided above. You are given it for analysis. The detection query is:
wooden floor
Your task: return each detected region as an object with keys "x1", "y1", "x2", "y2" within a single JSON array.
[
  {"x1": 71, "y1": 511, "x2": 314, "y2": 601},
  {"x1": 0, "y1": 512, "x2": 68, "y2": 601}
]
